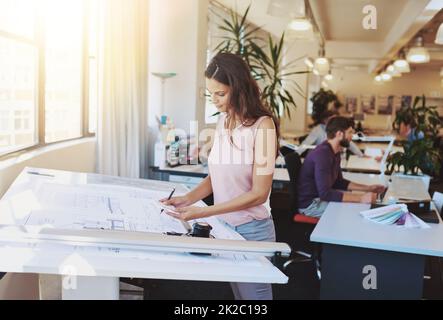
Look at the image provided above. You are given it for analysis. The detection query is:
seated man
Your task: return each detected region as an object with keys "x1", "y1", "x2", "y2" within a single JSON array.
[{"x1": 297, "y1": 116, "x2": 386, "y2": 218}]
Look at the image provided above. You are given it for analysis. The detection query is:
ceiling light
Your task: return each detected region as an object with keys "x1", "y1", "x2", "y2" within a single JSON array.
[
  {"x1": 386, "y1": 64, "x2": 401, "y2": 78},
  {"x1": 314, "y1": 58, "x2": 330, "y2": 76},
  {"x1": 381, "y1": 72, "x2": 392, "y2": 82},
  {"x1": 394, "y1": 57, "x2": 410, "y2": 73},
  {"x1": 392, "y1": 70, "x2": 402, "y2": 77},
  {"x1": 314, "y1": 47, "x2": 329, "y2": 76},
  {"x1": 387, "y1": 64, "x2": 396, "y2": 74},
  {"x1": 288, "y1": 18, "x2": 312, "y2": 31},
  {"x1": 435, "y1": 22, "x2": 443, "y2": 45},
  {"x1": 304, "y1": 57, "x2": 314, "y2": 69},
  {"x1": 407, "y1": 36, "x2": 430, "y2": 64},
  {"x1": 324, "y1": 72, "x2": 334, "y2": 81},
  {"x1": 374, "y1": 75, "x2": 382, "y2": 82}
]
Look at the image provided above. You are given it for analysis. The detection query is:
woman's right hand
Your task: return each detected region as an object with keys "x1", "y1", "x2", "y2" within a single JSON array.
[{"x1": 160, "y1": 194, "x2": 193, "y2": 208}]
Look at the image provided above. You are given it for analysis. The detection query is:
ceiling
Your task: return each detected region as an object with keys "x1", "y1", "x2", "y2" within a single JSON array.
[
  {"x1": 215, "y1": 0, "x2": 443, "y2": 74},
  {"x1": 310, "y1": 0, "x2": 411, "y2": 42}
]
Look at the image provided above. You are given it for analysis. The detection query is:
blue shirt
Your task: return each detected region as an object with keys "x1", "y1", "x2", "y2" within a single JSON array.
[
  {"x1": 407, "y1": 128, "x2": 424, "y2": 143},
  {"x1": 298, "y1": 141, "x2": 350, "y2": 209}
]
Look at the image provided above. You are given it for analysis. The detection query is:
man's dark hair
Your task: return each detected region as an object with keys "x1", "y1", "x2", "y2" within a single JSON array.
[{"x1": 326, "y1": 116, "x2": 355, "y2": 139}]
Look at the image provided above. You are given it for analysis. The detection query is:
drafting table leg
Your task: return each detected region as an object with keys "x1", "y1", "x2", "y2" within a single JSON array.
[
  {"x1": 320, "y1": 244, "x2": 425, "y2": 300},
  {"x1": 61, "y1": 276, "x2": 120, "y2": 300}
]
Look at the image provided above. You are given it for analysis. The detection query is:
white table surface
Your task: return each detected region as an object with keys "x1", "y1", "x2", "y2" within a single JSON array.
[
  {"x1": 344, "y1": 155, "x2": 383, "y2": 172},
  {"x1": 273, "y1": 169, "x2": 387, "y2": 184},
  {"x1": 311, "y1": 202, "x2": 443, "y2": 257},
  {"x1": 0, "y1": 167, "x2": 288, "y2": 284}
]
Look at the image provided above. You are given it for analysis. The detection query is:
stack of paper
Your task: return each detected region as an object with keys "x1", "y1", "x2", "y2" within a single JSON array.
[
  {"x1": 360, "y1": 204, "x2": 430, "y2": 229},
  {"x1": 364, "y1": 147, "x2": 383, "y2": 158}
]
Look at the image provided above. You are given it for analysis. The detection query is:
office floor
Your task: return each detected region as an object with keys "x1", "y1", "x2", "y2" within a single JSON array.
[{"x1": 123, "y1": 187, "x2": 443, "y2": 300}]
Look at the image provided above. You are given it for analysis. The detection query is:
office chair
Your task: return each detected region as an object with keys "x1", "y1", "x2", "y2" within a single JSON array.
[{"x1": 282, "y1": 152, "x2": 321, "y2": 280}]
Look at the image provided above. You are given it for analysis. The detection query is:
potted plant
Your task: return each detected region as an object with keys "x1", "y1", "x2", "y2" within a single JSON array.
[
  {"x1": 213, "y1": 5, "x2": 309, "y2": 119},
  {"x1": 387, "y1": 95, "x2": 442, "y2": 179}
]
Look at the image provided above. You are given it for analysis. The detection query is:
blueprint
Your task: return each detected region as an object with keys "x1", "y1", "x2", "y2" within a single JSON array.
[{"x1": 22, "y1": 182, "x2": 190, "y2": 234}]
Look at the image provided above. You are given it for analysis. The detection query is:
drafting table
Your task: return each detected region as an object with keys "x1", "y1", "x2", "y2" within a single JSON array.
[{"x1": 0, "y1": 167, "x2": 289, "y2": 300}]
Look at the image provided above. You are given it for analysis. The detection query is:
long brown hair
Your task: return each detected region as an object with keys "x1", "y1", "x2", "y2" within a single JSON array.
[{"x1": 205, "y1": 53, "x2": 280, "y2": 149}]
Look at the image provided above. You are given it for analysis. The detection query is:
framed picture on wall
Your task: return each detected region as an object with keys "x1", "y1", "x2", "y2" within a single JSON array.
[
  {"x1": 401, "y1": 95, "x2": 412, "y2": 109},
  {"x1": 345, "y1": 95, "x2": 358, "y2": 114},
  {"x1": 378, "y1": 95, "x2": 395, "y2": 115},
  {"x1": 427, "y1": 96, "x2": 443, "y2": 118},
  {"x1": 361, "y1": 94, "x2": 376, "y2": 115}
]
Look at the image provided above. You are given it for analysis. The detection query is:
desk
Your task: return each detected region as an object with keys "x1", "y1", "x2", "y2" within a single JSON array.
[
  {"x1": 0, "y1": 167, "x2": 289, "y2": 299},
  {"x1": 311, "y1": 200, "x2": 443, "y2": 299},
  {"x1": 270, "y1": 169, "x2": 385, "y2": 184},
  {"x1": 281, "y1": 131, "x2": 308, "y2": 142},
  {"x1": 354, "y1": 142, "x2": 403, "y2": 154},
  {"x1": 343, "y1": 155, "x2": 383, "y2": 173},
  {"x1": 153, "y1": 162, "x2": 289, "y2": 188}
]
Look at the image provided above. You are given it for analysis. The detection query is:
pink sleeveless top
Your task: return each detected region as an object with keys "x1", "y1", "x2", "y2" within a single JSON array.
[{"x1": 208, "y1": 113, "x2": 275, "y2": 226}]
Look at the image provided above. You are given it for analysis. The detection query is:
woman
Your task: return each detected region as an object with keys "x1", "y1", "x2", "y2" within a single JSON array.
[{"x1": 161, "y1": 52, "x2": 279, "y2": 300}]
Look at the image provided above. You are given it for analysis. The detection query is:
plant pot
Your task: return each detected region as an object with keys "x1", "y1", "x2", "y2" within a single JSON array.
[{"x1": 391, "y1": 172, "x2": 431, "y2": 190}]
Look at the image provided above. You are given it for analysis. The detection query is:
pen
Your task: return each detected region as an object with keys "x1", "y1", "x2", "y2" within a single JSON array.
[
  {"x1": 27, "y1": 171, "x2": 55, "y2": 177},
  {"x1": 160, "y1": 188, "x2": 176, "y2": 215}
]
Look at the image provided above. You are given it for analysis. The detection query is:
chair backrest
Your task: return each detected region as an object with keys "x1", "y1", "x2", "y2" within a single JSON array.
[
  {"x1": 284, "y1": 152, "x2": 302, "y2": 210},
  {"x1": 433, "y1": 192, "x2": 443, "y2": 215},
  {"x1": 280, "y1": 146, "x2": 295, "y2": 157}
]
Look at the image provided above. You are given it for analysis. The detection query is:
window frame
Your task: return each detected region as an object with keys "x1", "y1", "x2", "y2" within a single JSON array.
[{"x1": 0, "y1": 0, "x2": 96, "y2": 160}]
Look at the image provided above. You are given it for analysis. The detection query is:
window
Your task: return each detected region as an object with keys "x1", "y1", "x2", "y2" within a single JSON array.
[
  {"x1": 0, "y1": 0, "x2": 97, "y2": 157},
  {"x1": 44, "y1": 0, "x2": 83, "y2": 143},
  {"x1": 205, "y1": 3, "x2": 228, "y2": 125},
  {"x1": 88, "y1": 0, "x2": 100, "y2": 134},
  {"x1": 0, "y1": 0, "x2": 36, "y2": 39},
  {"x1": 0, "y1": 18, "x2": 37, "y2": 155}
]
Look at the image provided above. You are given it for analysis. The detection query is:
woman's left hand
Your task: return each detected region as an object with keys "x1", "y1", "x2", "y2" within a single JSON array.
[{"x1": 165, "y1": 205, "x2": 205, "y2": 221}]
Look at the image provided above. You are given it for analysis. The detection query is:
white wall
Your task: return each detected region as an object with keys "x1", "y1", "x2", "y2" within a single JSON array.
[
  {"x1": 328, "y1": 68, "x2": 443, "y2": 129},
  {"x1": 329, "y1": 68, "x2": 443, "y2": 99},
  {"x1": 147, "y1": 0, "x2": 209, "y2": 174},
  {"x1": 281, "y1": 65, "x2": 443, "y2": 133},
  {"x1": 147, "y1": 0, "x2": 208, "y2": 132},
  {"x1": 0, "y1": 138, "x2": 96, "y2": 299},
  {"x1": 280, "y1": 40, "x2": 319, "y2": 133}
]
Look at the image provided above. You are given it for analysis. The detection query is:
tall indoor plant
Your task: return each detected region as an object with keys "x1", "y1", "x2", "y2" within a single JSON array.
[
  {"x1": 387, "y1": 95, "x2": 442, "y2": 177},
  {"x1": 213, "y1": 5, "x2": 308, "y2": 119}
]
